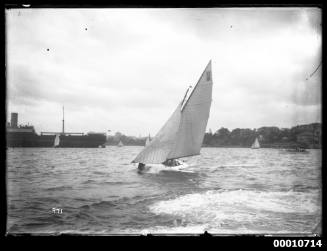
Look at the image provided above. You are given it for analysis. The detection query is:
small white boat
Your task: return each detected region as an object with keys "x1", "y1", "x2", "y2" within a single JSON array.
[
  {"x1": 145, "y1": 134, "x2": 151, "y2": 147},
  {"x1": 251, "y1": 137, "x2": 260, "y2": 149},
  {"x1": 54, "y1": 134, "x2": 60, "y2": 147}
]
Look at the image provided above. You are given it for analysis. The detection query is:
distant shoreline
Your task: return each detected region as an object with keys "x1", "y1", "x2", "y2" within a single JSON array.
[
  {"x1": 107, "y1": 122, "x2": 321, "y2": 149},
  {"x1": 105, "y1": 144, "x2": 321, "y2": 149}
]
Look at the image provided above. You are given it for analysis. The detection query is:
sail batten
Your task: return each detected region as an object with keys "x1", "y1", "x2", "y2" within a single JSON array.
[{"x1": 132, "y1": 61, "x2": 213, "y2": 164}]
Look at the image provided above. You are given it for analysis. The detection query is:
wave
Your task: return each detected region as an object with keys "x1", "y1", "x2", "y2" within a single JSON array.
[
  {"x1": 219, "y1": 164, "x2": 258, "y2": 168},
  {"x1": 82, "y1": 179, "x2": 96, "y2": 184},
  {"x1": 93, "y1": 171, "x2": 106, "y2": 175},
  {"x1": 149, "y1": 189, "x2": 321, "y2": 227},
  {"x1": 82, "y1": 180, "x2": 137, "y2": 186},
  {"x1": 46, "y1": 185, "x2": 73, "y2": 191},
  {"x1": 79, "y1": 200, "x2": 116, "y2": 210},
  {"x1": 102, "y1": 181, "x2": 135, "y2": 185}
]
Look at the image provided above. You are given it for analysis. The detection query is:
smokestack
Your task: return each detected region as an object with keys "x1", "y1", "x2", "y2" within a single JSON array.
[
  {"x1": 11, "y1": 113, "x2": 18, "y2": 128},
  {"x1": 62, "y1": 106, "x2": 65, "y2": 134}
]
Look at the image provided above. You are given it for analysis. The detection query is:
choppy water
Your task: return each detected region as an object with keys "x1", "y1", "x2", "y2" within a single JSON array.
[{"x1": 6, "y1": 147, "x2": 321, "y2": 235}]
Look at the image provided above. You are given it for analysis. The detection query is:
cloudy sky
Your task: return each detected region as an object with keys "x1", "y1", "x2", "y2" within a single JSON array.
[{"x1": 6, "y1": 7, "x2": 321, "y2": 136}]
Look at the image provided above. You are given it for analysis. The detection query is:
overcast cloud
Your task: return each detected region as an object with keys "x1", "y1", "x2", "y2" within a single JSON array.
[{"x1": 6, "y1": 8, "x2": 321, "y2": 136}]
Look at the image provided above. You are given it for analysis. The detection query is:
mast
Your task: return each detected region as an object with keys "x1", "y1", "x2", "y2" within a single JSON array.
[
  {"x1": 181, "y1": 85, "x2": 192, "y2": 110},
  {"x1": 62, "y1": 106, "x2": 65, "y2": 134}
]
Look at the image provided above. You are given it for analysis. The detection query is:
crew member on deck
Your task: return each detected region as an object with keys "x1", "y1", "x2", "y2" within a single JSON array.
[
  {"x1": 138, "y1": 163, "x2": 145, "y2": 170},
  {"x1": 163, "y1": 159, "x2": 180, "y2": 167}
]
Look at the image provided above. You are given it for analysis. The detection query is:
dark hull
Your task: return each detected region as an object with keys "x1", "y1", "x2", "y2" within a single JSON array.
[
  {"x1": 7, "y1": 132, "x2": 106, "y2": 148},
  {"x1": 58, "y1": 135, "x2": 106, "y2": 148}
]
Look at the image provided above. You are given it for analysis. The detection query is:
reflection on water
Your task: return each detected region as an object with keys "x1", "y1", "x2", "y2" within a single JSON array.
[{"x1": 6, "y1": 146, "x2": 321, "y2": 234}]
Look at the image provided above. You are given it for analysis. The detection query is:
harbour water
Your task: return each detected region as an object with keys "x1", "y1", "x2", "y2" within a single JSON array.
[{"x1": 6, "y1": 146, "x2": 321, "y2": 235}]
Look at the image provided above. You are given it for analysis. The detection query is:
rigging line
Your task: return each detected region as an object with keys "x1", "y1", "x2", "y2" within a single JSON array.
[
  {"x1": 309, "y1": 61, "x2": 322, "y2": 78},
  {"x1": 181, "y1": 86, "x2": 192, "y2": 111}
]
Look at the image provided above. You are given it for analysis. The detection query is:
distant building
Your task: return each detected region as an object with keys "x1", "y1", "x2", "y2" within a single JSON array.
[
  {"x1": 295, "y1": 123, "x2": 321, "y2": 148},
  {"x1": 296, "y1": 131, "x2": 313, "y2": 145},
  {"x1": 313, "y1": 126, "x2": 321, "y2": 147},
  {"x1": 11, "y1": 113, "x2": 18, "y2": 128}
]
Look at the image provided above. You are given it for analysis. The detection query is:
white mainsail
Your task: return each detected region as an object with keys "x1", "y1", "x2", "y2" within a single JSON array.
[
  {"x1": 145, "y1": 135, "x2": 151, "y2": 146},
  {"x1": 118, "y1": 140, "x2": 124, "y2": 147},
  {"x1": 54, "y1": 134, "x2": 60, "y2": 147},
  {"x1": 132, "y1": 60, "x2": 213, "y2": 164},
  {"x1": 251, "y1": 137, "x2": 260, "y2": 149}
]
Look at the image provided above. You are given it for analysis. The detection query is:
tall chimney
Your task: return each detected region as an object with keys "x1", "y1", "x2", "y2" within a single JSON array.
[
  {"x1": 62, "y1": 106, "x2": 65, "y2": 134},
  {"x1": 11, "y1": 113, "x2": 18, "y2": 128}
]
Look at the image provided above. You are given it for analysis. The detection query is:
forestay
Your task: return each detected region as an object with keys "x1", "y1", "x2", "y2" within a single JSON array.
[{"x1": 132, "y1": 61, "x2": 213, "y2": 164}]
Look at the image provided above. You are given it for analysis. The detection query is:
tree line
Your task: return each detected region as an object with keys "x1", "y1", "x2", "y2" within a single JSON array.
[
  {"x1": 107, "y1": 123, "x2": 321, "y2": 149},
  {"x1": 203, "y1": 123, "x2": 321, "y2": 149}
]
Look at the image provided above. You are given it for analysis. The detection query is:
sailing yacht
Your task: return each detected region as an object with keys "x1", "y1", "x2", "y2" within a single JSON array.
[
  {"x1": 54, "y1": 134, "x2": 60, "y2": 147},
  {"x1": 145, "y1": 134, "x2": 151, "y2": 146},
  {"x1": 117, "y1": 140, "x2": 124, "y2": 147},
  {"x1": 251, "y1": 137, "x2": 260, "y2": 149},
  {"x1": 132, "y1": 60, "x2": 213, "y2": 170}
]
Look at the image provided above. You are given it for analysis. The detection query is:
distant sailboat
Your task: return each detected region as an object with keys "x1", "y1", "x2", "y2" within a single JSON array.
[
  {"x1": 117, "y1": 140, "x2": 124, "y2": 147},
  {"x1": 132, "y1": 60, "x2": 213, "y2": 169},
  {"x1": 251, "y1": 137, "x2": 260, "y2": 149},
  {"x1": 145, "y1": 134, "x2": 151, "y2": 146},
  {"x1": 54, "y1": 134, "x2": 60, "y2": 147}
]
